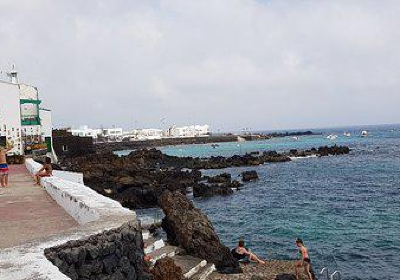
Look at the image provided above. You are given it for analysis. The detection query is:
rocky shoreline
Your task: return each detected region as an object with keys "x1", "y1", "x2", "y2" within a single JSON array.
[{"x1": 59, "y1": 145, "x2": 350, "y2": 209}]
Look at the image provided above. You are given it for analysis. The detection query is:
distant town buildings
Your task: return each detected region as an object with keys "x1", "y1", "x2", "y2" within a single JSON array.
[
  {"x1": 168, "y1": 125, "x2": 210, "y2": 138},
  {"x1": 0, "y1": 65, "x2": 54, "y2": 159},
  {"x1": 69, "y1": 126, "x2": 124, "y2": 142},
  {"x1": 68, "y1": 124, "x2": 210, "y2": 142}
]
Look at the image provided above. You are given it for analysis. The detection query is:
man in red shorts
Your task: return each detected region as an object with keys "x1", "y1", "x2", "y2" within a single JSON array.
[{"x1": 0, "y1": 142, "x2": 13, "y2": 188}]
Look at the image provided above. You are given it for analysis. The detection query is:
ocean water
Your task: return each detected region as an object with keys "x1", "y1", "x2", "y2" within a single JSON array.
[{"x1": 158, "y1": 125, "x2": 400, "y2": 280}]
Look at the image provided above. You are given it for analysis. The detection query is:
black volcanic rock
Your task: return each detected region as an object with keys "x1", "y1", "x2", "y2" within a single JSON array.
[
  {"x1": 158, "y1": 190, "x2": 242, "y2": 274},
  {"x1": 58, "y1": 145, "x2": 350, "y2": 208},
  {"x1": 242, "y1": 170, "x2": 259, "y2": 182}
]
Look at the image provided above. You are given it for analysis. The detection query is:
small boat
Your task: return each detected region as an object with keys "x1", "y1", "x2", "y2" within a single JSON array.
[
  {"x1": 327, "y1": 134, "x2": 338, "y2": 140},
  {"x1": 211, "y1": 144, "x2": 219, "y2": 149},
  {"x1": 292, "y1": 136, "x2": 299, "y2": 140},
  {"x1": 343, "y1": 132, "x2": 351, "y2": 137},
  {"x1": 361, "y1": 131, "x2": 368, "y2": 137}
]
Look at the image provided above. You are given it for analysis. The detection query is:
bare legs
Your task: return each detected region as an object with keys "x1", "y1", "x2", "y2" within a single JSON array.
[
  {"x1": 34, "y1": 174, "x2": 40, "y2": 185},
  {"x1": 295, "y1": 260, "x2": 301, "y2": 280},
  {"x1": 295, "y1": 261, "x2": 313, "y2": 280},
  {"x1": 1, "y1": 174, "x2": 8, "y2": 187},
  {"x1": 304, "y1": 262, "x2": 313, "y2": 280},
  {"x1": 249, "y1": 252, "x2": 266, "y2": 265}
]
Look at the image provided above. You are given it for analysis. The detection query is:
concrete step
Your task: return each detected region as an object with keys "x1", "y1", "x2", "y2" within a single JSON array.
[
  {"x1": 144, "y1": 238, "x2": 165, "y2": 254},
  {"x1": 191, "y1": 263, "x2": 216, "y2": 280},
  {"x1": 172, "y1": 255, "x2": 207, "y2": 279},
  {"x1": 148, "y1": 245, "x2": 182, "y2": 262},
  {"x1": 142, "y1": 230, "x2": 150, "y2": 240}
]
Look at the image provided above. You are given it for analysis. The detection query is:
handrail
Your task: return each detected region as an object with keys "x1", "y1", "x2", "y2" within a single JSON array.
[
  {"x1": 330, "y1": 271, "x2": 341, "y2": 280},
  {"x1": 320, "y1": 267, "x2": 329, "y2": 280}
]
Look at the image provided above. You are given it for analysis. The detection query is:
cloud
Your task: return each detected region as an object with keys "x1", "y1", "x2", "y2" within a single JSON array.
[{"x1": 0, "y1": 0, "x2": 399, "y2": 131}]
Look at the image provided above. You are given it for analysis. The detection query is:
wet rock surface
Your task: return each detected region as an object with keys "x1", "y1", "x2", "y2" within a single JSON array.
[
  {"x1": 44, "y1": 222, "x2": 150, "y2": 280},
  {"x1": 158, "y1": 190, "x2": 242, "y2": 274},
  {"x1": 241, "y1": 170, "x2": 259, "y2": 182},
  {"x1": 209, "y1": 261, "x2": 308, "y2": 280},
  {"x1": 59, "y1": 145, "x2": 350, "y2": 208}
]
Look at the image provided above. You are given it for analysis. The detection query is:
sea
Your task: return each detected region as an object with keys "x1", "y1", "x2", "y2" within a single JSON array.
[{"x1": 121, "y1": 124, "x2": 400, "y2": 280}]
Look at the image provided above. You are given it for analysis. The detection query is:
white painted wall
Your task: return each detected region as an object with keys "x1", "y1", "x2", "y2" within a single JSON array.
[
  {"x1": 25, "y1": 159, "x2": 135, "y2": 225},
  {"x1": 19, "y1": 84, "x2": 39, "y2": 121},
  {"x1": 52, "y1": 170, "x2": 84, "y2": 184},
  {"x1": 21, "y1": 125, "x2": 41, "y2": 137},
  {"x1": 0, "y1": 81, "x2": 23, "y2": 155},
  {"x1": 19, "y1": 84, "x2": 38, "y2": 100}
]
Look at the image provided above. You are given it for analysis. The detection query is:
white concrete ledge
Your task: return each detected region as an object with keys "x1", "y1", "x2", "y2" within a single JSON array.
[{"x1": 25, "y1": 158, "x2": 135, "y2": 225}]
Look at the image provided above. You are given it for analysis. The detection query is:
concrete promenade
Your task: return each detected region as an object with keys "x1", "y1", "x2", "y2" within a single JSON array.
[
  {"x1": 0, "y1": 159, "x2": 137, "y2": 280},
  {"x1": 0, "y1": 164, "x2": 78, "y2": 249}
]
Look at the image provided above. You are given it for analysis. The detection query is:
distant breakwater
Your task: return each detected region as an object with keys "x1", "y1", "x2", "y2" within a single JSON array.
[{"x1": 94, "y1": 131, "x2": 317, "y2": 153}]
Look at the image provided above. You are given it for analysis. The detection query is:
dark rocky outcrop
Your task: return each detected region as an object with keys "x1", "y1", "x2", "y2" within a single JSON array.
[
  {"x1": 59, "y1": 145, "x2": 350, "y2": 208},
  {"x1": 241, "y1": 170, "x2": 259, "y2": 182},
  {"x1": 151, "y1": 257, "x2": 184, "y2": 280},
  {"x1": 158, "y1": 190, "x2": 242, "y2": 274},
  {"x1": 193, "y1": 181, "x2": 240, "y2": 198},
  {"x1": 44, "y1": 221, "x2": 150, "y2": 280},
  {"x1": 207, "y1": 173, "x2": 232, "y2": 184}
]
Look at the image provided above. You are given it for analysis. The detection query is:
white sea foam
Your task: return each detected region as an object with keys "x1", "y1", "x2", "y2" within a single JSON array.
[{"x1": 289, "y1": 155, "x2": 318, "y2": 160}]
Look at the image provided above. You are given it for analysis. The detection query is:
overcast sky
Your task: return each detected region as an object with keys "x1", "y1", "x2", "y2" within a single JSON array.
[{"x1": 0, "y1": 0, "x2": 399, "y2": 132}]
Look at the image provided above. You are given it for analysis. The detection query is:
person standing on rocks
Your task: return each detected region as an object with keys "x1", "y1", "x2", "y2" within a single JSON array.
[
  {"x1": 232, "y1": 240, "x2": 266, "y2": 265},
  {"x1": 0, "y1": 142, "x2": 13, "y2": 188},
  {"x1": 295, "y1": 238, "x2": 315, "y2": 280}
]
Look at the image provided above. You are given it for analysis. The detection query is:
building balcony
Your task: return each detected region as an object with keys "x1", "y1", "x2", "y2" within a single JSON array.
[
  {"x1": 20, "y1": 99, "x2": 42, "y2": 105},
  {"x1": 21, "y1": 116, "x2": 41, "y2": 126}
]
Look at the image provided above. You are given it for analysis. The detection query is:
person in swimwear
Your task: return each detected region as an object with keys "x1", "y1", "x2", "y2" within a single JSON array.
[
  {"x1": 34, "y1": 157, "x2": 53, "y2": 185},
  {"x1": 0, "y1": 142, "x2": 13, "y2": 188},
  {"x1": 232, "y1": 239, "x2": 266, "y2": 265},
  {"x1": 295, "y1": 238, "x2": 315, "y2": 280}
]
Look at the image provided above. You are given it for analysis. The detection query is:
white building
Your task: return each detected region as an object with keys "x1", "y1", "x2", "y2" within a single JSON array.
[
  {"x1": 102, "y1": 128, "x2": 123, "y2": 141},
  {"x1": 168, "y1": 125, "x2": 210, "y2": 138},
  {"x1": 0, "y1": 66, "x2": 53, "y2": 157},
  {"x1": 69, "y1": 126, "x2": 123, "y2": 142},
  {"x1": 70, "y1": 125, "x2": 102, "y2": 139},
  {"x1": 0, "y1": 81, "x2": 23, "y2": 155},
  {"x1": 137, "y1": 128, "x2": 163, "y2": 140}
]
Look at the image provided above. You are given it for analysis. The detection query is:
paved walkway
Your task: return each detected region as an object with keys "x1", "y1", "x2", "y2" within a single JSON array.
[{"x1": 0, "y1": 164, "x2": 78, "y2": 249}]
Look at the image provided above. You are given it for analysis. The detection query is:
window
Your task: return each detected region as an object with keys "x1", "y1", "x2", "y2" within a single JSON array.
[{"x1": 62, "y1": 144, "x2": 68, "y2": 151}]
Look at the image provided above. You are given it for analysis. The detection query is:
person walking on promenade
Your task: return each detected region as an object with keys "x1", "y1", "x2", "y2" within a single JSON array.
[
  {"x1": 34, "y1": 157, "x2": 53, "y2": 185},
  {"x1": 295, "y1": 238, "x2": 315, "y2": 280},
  {"x1": 0, "y1": 142, "x2": 13, "y2": 188},
  {"x1": 232, "y1": 239, "x2": 266, "y2": 265}
]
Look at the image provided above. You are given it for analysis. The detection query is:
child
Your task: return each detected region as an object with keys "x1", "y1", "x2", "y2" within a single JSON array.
[
  {"x1": 34, "y1": 157, "x2": 53, "y2": 185},
  {"x1": 295, "y1": 238, "x2": 315, "y2": 280},
  {"x1": 0, "y1": 142, "x2": 13, "y2": 188}
]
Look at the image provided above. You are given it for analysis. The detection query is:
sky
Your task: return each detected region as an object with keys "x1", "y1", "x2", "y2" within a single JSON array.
[{"x1": 0, "y1": 0, "x2": 399, "y2": 132}]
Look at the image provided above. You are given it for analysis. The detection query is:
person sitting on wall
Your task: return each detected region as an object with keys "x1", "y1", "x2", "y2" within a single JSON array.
[
  {"x1": 0, "y1": 141, "x2": 13, "y2": 188},
  {"x1": 231, "y1": 239, "x2": 266, "y2": 265},
  {"x1": 34, "y1": 157, "x2": 53, "y2": 185}
]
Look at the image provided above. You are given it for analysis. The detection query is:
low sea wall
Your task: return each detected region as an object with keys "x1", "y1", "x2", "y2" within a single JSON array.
[
  {"x1": 0, "y1": 159, "x2": 143, "y2": 280},
  {"x1": 44, "y1": 221, "x2": 145, "y2": 280},
  {"x1": 26, "y1": 159, "x2": 135, "y2": 224},
  {"x1": 95, "y1": 135, "x2": 239, "y2": 152}
]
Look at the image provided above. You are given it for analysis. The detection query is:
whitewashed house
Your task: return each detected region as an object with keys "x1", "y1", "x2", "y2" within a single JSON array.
[
  {"x1": 0, "y1": 65, "x2": 54, "y2": 157},
  {"x1": 168, "y1": 125, "x2": 210, "y2": 138}
]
